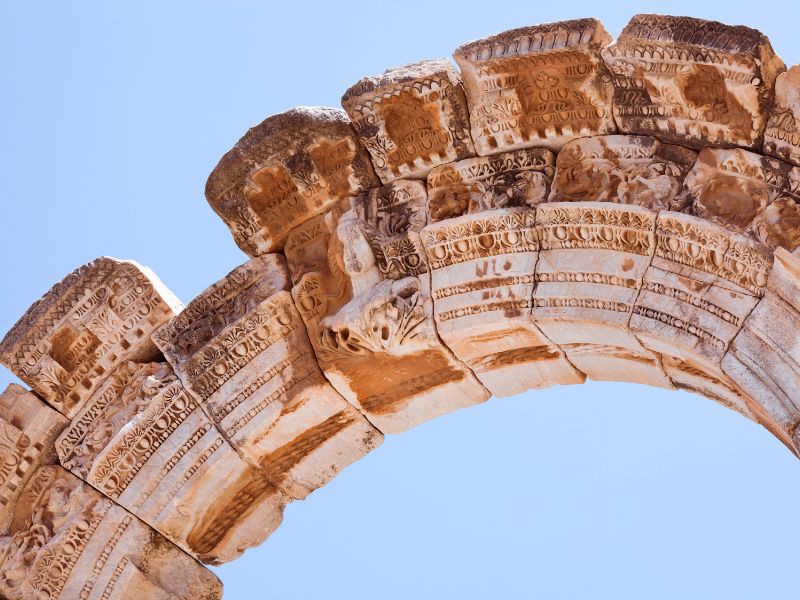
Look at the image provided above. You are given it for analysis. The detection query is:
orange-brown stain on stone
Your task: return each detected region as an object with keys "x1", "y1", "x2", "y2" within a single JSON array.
[
  {"x1": 307, "y1": 138, "x2": 357, "y2": 200},
  {"x1": 381, "y1": 92, "x2": 449, "y2": 170},
  {"x1": 245, "y1": 165, "x2": 301, "y2": 229},
  {"x1": 187, "y1": 472, "x2": 281, "y2": 565},
  {"x1": 335, "y1": 349, "x2": 465, "y2": 416},
  {"x1": 621, "y1": 258, "x2": 635, "y2": 272}
]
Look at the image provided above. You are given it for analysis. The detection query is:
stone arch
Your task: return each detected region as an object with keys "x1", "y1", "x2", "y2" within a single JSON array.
[{"x1": 3, "y1": 11, "x2": 800, "y2": 600}]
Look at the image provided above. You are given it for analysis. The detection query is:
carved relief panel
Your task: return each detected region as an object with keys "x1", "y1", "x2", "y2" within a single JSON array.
[
  {"x1": 453, "y1": 18, "x2": 616, "y2": 156},
  {"x1": 205, "y1": 107, "x2": 379, "y2": 256},
  {"x1": 0, "y1": 465, "x2": 222, "y2": 600},
  {"x1": 426, "y1": 148, "x2": 555, "y2": 222},
  {"x1": 602, "y1": 14, "x2": 785, "y2": 150},
  {"x1": 152, "y1": 255, "x2": 382, "y2": 500},
  {"x1": 764, "y1": 66, "x2": 800, "y2": 167},
  {"x1": 0, "y1": 384, "x2": 67, "y2": 535},
  {"x1": 680, "y1": 147, "x2": 800, "y2": 250},
  {"x1": 548, "y1": 135, "x2": 697, "y2": 210},
  {"x1": 629, "y1": 212, "x2": 770, "y2": 417},
  {"x1": 285, "y1": 187, "x2": 489, "y2": 435},
  {"x1": 532, "y1": 202, "x2": 671, "y2": 387},
  {"x1": 0, "y1": 257, "x2": 182, "y2": 419},
  {"x1": 722, "y1": 248, "x2": 800, "y2": 454},
  {"x1": 341, "y1": 60, "x2": 475, "y2": 183},
  {"x1": 54, "y1": 361, "x2": 287, "y2": 564}
]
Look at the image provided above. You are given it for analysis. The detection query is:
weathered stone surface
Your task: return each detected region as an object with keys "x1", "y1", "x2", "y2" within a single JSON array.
[
  {"x1": 421, "y1": 209, "x2": 584, "y2": 396},
  {"x1": 205, "y1": 107, "x2": 379, "y2": 256},
  {"x1": 341, "y1": 60, "x2": 475, "y2": 184},
  {"x1": 285, "y1": 188, "x2": 489, "y2": 434},
  {"x1": 152, "y1": 255, "x2": 382, "y2": 500},
  {"x1": 532, "y1": 202, "x2": 671, "y2": 387},
  {"x1": 602, "y1": 14, "x2": 785, "y2": 150},
  {"x1": 629, "y1": 212, "x2": 771, "y2": 416},
  {"x1": 426, "y1": 148, "x2": 555, "y2": 222},
  {"x1": 765, "y1": 66, "x2": 800, "y2": 167},
  {"x1": 722, "y1": 248, "x2": 800, "y2": 453},
  {"x1": 549, "y1": 135, "x2": 697, "y2": 210},
  {"x1": 0, "y1": 257, "x2": 182, "y2": 418},
  {"x1": 54, "y1": 360, "x2": 287, "y2": 564},
  {"x1": 0, "y1": 385, "x2": 67, "y2": 535},
  {"x1": 680, "y1": 148, "x2": 800, "y2": 246},
  {"x1": 0, "y1": 465, "x2": 222, "y2": 600},
  {"x1": 454, "y1": 18, "x2": 615, "y2": 156}
]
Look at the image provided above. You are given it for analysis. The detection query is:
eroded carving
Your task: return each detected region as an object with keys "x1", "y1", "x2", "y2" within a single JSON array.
[
  {"x1": 602, "y1": 14, "x2": 785, "y2": 149},
  {"x1": 454, "y1": 18, "x2": 615, "y2": 155},
  {"x1": 205, "y1": 107, "x2": 379, "y2": 256},
  {"x1": 426, "y1": 148, "x2": 555, "y2": 221},
  {"x1": 152, "y1": 255, "x2": 382, "y2": 500},
  {"x1": 680, "y1": 148, "x2": 800, "y2": 249},
  {"x1": 0, "y1": 257, "x2": 182, "y2": 418},
  {"x1": 765, "y1": 65, "x2": 800, "y2": 167},
  {"x1": 0, "y1": 385, "x2": 67, "y2": 536},
  {"x1": 548, "y1": 135, "x2": 696, "y2": 210}
]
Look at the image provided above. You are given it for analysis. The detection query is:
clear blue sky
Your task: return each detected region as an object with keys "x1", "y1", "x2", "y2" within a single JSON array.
[{"x1": 2, "y1": 2, "x2": 799, "y2": 599}]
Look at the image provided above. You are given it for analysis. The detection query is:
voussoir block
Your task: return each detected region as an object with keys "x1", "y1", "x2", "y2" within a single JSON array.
[
  {"x1": 152, "y1": 255, "x2": 382, "y2": 500},
  {"x1": 286, "y1": 186, "x2": 489, "y2": 434},
  {"x1": 548, "y1": 135, "x2": 697, "y2": 210},
  {"x1": 0, "y1": 465, "x2": 222, "y2": 600},
  {"x1": 532, "y1": 202, "x2": 671, "y2": 387},
  {"x1": 722, "y1": 248, "x2": 800, "y2": 453},
  {"x1": 421, "y1": 209, "x2": 584, "y2": 396},
  {"x1": 342, "y1": 59, "x2": 475, "y2": 183},
  {"x1": 602, "y1": 14, "x2": 785, "y2": 150},
  {"x1": 629, "y1": 212, "x2": 771, "y2": 417},
  {"x1": 0, "y1": 257, "x2": 182, "y2": 418},
  {"x1": 205, "y1": 107, "x2": 380, "y2": 256},
  {"x1": 454, "y1": 18, "x2": 616, "y2": 155},
  {"x1": 54, "y1": 360, "x2": 287, "y2": 565}
]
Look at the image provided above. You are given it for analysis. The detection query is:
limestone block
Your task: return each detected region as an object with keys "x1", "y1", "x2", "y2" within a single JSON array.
[
  {"x1": 426, "y1": 148, "x2": 555, "y2": 222},
  {"x1": 602, "y1": 14, "x2": 785, "y2": 150},
  {"x1": 765, "y1": 66, "x2": 800, "y2": 166},
  {"x1": 0, "y1": 465, "x2": 222, "y2": 600},
  {"x1": 0, "y1": 384, "x2": 67, "y2": 535},
  {"x1": 722, "y1": 248, "x2": 800, "y2": 453},
  {"x1": 680, "y1": 148, "x2": 800, "y2": 249},
  {"x1": 285, "y1": 189, "x2": 489, "y2": 435},
  {"x1": 532, "y1": 202, "x2": 671, "y2": 387},
  {"x1": 54, "y1": 361, "x2": 287, "y2": 565},
  {"x1": 152, "y1": 255, "x2": 382, "y2": 500},
  {"x1": 205, "y1": 107, "x2": 379, "y2": 256},
  {"x1": 421, "y1": 209, "x2": 584, "y2": 397},
  {"x1": 548, "y1": 135, "x2": 696, "y2": 210},
  {"x1": 341, "y1": 60, "x2": 475, "y2": 183},
  {"x1": 629, "y1": 212, "x2": 771, "y2": 415},
  {"x1": 453, "y1": 18, "x2": 615, "y2": 156},
  {"x1": 0, "y1": 257, "x2": 182, "y2": 418}
]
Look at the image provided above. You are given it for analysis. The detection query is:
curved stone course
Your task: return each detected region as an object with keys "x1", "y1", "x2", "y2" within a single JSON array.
[{"x1": 2, "y1": 12, "x2": 800, "y2": 599}]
